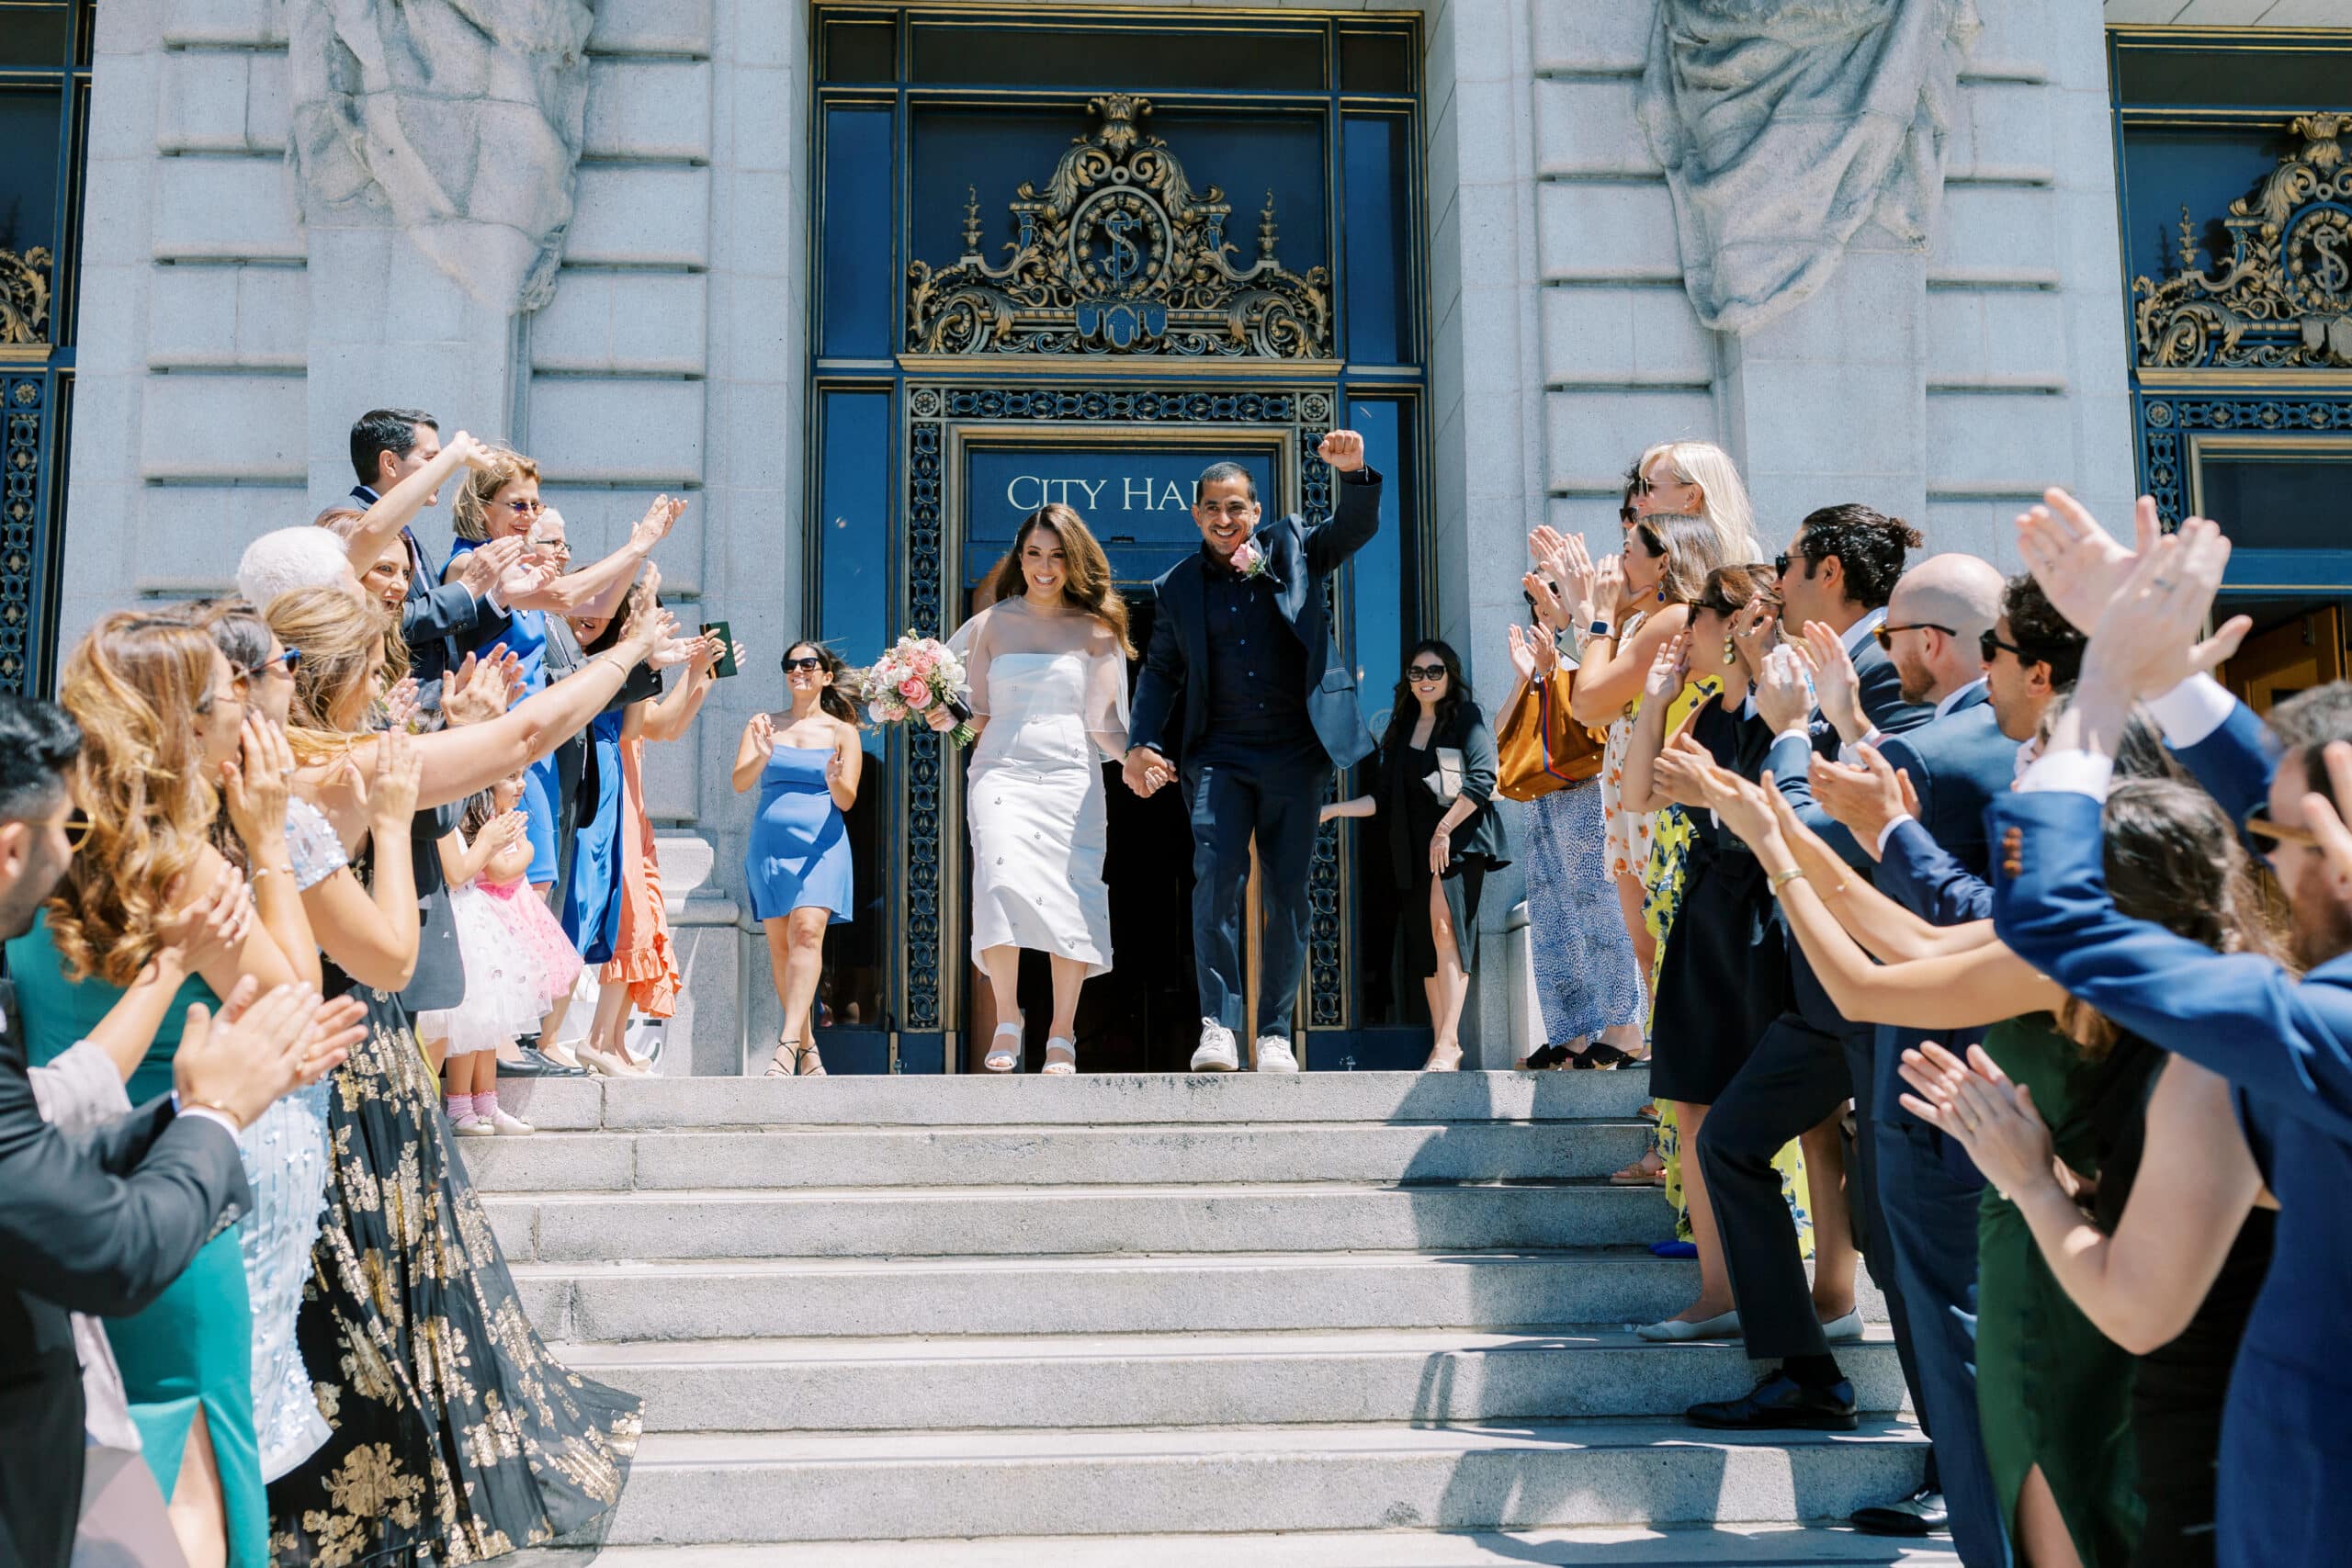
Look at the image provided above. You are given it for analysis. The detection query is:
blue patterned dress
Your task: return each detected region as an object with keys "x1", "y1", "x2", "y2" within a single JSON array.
[
  {"x1": 235, "y1": 796, "x2": 348, "y2": 1480},
  {"x1": 1521, "y1": 778, "x2": 1644, "y2": 1043}
]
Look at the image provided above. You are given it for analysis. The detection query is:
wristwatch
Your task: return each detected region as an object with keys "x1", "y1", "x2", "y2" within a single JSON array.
[{"x1": 1588, "y1": 620, "x2": 1612, "y2": 637}]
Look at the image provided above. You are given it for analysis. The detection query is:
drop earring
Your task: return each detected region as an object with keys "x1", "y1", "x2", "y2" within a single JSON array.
[{"x1": 1721, "y1": 637, "x2": 1739, "y2": 667}]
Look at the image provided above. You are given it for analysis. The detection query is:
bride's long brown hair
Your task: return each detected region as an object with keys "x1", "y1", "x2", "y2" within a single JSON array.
[{"x1": 982, "y1": 504, "x2": 1134, "y2": 656}]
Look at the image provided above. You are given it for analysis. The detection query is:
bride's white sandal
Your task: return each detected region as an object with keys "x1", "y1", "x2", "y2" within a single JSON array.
[
  {"x1": 1043, "y1": 1037, "x2": 1077, "y2": 1076},
  {"x1": 985, "y1": 1021, "x2": 1023, "y2": 1074}
]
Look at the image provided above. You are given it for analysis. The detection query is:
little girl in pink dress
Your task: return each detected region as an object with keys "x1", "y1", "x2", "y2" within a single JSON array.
[{"x1": 473, "y1": 769, "x2": 585, "y2": 1010}]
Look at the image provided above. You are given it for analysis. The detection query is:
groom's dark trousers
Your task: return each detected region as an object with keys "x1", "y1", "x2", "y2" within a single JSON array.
[{"x1": 1130, "y1": 464, "x2": 1384, "y2": 1040}]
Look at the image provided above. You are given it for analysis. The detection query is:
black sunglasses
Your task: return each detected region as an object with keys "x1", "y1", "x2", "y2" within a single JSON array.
[
  {"x1": 1406, "y1": 663, "x2": 1449, "y2": 681},
  {"x1": 243, "y1": 647, "x2": 300, "y2": 680},
  {"x1": 62, "y1": 808, "x2": 92, "y2": 851},
  {"x1": 783, "y1": 656, "x2": 827, "y2": 672},
  {"x1": 1871, "y1": 622, "x2": 1957, "y2": 649},
  {"x1": 1980, "y1": 629, "x2": 2030, "y2": 663}
]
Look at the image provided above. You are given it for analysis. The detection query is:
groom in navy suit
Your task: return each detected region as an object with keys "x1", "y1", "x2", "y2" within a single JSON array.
[{"x1": 1125, "y1": 430, "x2": 1380, "y2": 1073}]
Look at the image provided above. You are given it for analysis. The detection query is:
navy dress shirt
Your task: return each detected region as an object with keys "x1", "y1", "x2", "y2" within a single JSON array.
[{"x1": 1199, "y1": 550, "x2": 1308, "y2": 745}]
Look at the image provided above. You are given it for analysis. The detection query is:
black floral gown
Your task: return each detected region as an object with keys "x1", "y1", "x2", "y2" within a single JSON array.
[{"x1": 266, "y1": 967, "x2": 639, "y2": 1565}]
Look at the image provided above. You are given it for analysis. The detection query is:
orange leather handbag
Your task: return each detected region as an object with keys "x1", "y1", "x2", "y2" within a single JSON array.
[{"x1": 1497, "y1": 666, "x2": 1605, "y2": 799}]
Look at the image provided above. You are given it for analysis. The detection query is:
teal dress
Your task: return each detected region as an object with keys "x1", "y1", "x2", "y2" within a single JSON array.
[{"x1": 6, "y1": 908, "x2": 268, "y2": 1566}]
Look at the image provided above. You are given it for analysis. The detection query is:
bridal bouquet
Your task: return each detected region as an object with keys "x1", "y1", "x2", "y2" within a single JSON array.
[{"x1": 860, "y1": 635, "x2": 977, "y2": 745}]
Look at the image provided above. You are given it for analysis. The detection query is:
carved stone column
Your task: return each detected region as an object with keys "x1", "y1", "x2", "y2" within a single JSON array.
[{"x1": 286, "y1": 0, "x2": 594, "y2": 487}]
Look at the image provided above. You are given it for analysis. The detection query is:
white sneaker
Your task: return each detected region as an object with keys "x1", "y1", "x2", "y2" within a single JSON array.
[
  {"x1": 480, "y1": 1104, "x2": 536, "y2": 1136},
  {"x1": 1191, "y1": 1021, "x2": 1239, "y2": 1073},
  {"x1": 1254, "y1": 1036, "x2": 1299, "y2": 1073}
]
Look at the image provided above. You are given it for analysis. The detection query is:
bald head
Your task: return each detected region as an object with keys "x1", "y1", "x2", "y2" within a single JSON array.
[{"x1": 1885, "y1": 553, "x2": 2005, "y2": 705}]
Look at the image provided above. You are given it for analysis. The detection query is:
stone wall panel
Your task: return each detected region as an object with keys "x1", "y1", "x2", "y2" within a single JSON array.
[
  {"x1": 1541, "y1": 285, "x2": 1710, "y2": 387},
  {"x1": 583, "y1": 58, "x2": 712, "y2": 162},
  {"x1": 1930, "y1": 185, "x2": 2059, "y2": 278},
  {"x1": 1927, "y1": 389, "x2": 2076, "y2": 494},
  {"x1": 534, "y1": 270, "x2": 709, "y2": 376},
  {"x1": 1532, "y1": 78, "x2": 1657, "y2": 178},
  {"x1": 152, "y1": 155, "x2": 302, "y2": 261},
  {"x1": 1536, "y1": 181, "x2": 1680, "y2": 282},
  {"x1": 567, "y1": 165, "x2": 712, "y2": 267},
  {"x1": 162, "y1": 0, "x2": 285, "y2": 48},
  {"x1": 1531, "y1": 0, "x2": 1652, "y2": 74},
  {"x1": 589, "y1": 0, "x2": 714, "y2": 56},
  {"x1": 529, "y1": 377, "x2": 705, "y2": 487},
  {"x1": 1544, "y1": 388, "x2": 1715, "y2": 495},
  {"x1": 137, "y1": 373, "x2": 306, "y2": 482}
]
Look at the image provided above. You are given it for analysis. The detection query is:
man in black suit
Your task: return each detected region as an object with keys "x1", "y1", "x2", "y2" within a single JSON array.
[
  {"x1": 1687, "y1": 505, "x2": 1935, "y2": 1437},
  {"x1": 0, "y1": 695, "x2": 327, "y2": 1568},
  {"x1": 345, "y1": 408, "x2": 522, "y2": 689}
]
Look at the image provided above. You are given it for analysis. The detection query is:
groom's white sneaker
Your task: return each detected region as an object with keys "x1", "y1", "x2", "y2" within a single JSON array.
[
  {"x1": 1254, "y1": 1036, "x2": 1299, "y2": 1073},
  {"x1": 1191, "y1": 1021, "x2": 1240, "y2": 1073}
]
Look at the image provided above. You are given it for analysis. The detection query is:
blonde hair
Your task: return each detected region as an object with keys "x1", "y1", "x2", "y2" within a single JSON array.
[
  {"x1": 311, "y1": 506, "x2": 367, "y2": 541},
  {"x1": 47, "y1": 614, "x2": 223, "y2": 985},
  {"x1": 982, "y1": 504, "x2": 1136, "y2": 657},
  {"x1": 1639, "y1": 440, "x2": 1760, "y2": 564},
  {"x1": 266, "y1": 585, "x2": 404, "y2": 755},
  {"x1": 450, "y1": 446, "x2": 539, "y2": 543}
]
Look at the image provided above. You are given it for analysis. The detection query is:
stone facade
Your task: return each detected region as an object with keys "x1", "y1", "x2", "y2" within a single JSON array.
[{"x1": 64, "y1": 0, "x2": 2250, "y2": 1066}]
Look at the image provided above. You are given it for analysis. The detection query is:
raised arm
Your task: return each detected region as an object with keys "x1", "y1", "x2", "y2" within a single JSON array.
[
  {"x1": 827, "y1": 719, "x2": 863, "y2": 812},
  {"x1": 295, "y1": 727, "x2": 424, "y2": 991},
  {"x1": 733, "y1": 711, "x2": 776, "y2": 793},
  {"x1": 1568, "y1": 571, "x2": 1687, "y2": 725},
  {"x1": 345, "y1": 430, "x2": 494, "y2": 573},
  {"x1": 641, "y1": 636, "x2": 731, "y2": 744},
  {"x1": 1620, "y1": 631, "x2": 1694, "y2": 814},
  {"x1": 1300, "y1": 431, "x2": 1379, "y2": 574},
  {"x1": 501, "y1": 496, "x2": 686, "y2": 618}
]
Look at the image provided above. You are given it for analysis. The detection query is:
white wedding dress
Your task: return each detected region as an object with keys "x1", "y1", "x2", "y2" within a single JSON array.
[{"x1": 952, "y1": 598, "x2": 1131, "y2": 976}]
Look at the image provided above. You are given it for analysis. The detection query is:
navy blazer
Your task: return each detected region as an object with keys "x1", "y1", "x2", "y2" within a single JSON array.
[
  {"x1": 1877, "y1": 818, "x2": 1993, "y2": 924},
  {"x1": 1130, "y1": 468, "x2": 1382, "y2": 770}
]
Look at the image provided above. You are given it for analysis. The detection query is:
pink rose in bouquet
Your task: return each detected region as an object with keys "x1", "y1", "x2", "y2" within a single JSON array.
[{"x1": 859, "y1": 634, "x2": 976, "y2": 745}]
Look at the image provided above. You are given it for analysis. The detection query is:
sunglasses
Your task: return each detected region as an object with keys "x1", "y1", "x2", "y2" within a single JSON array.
[
  {"x1": 505, "y1": 498, "x2": 546, "y2": 517},
  {"x1": 1871, "y1": 622, "x2": 1957, "y2": 649},
  {"x1": 2246, "y1": 816, "x2": 2318, "y2": 849},
  {"x1": 243, "y1": 647, "x2": 301, "y2": 680},
  {"x1": 784, "y1": 656, "x2": 827, "y2": 672},
  {"x1": 1407, "y1": 663, "x2": 1449, "y2": 681},
  {"x1": 62, "y1": 808, "x2": 92, "y2": 851},
  {"x1": 1979, "y1": 629, "x2": 2034, "y2": 664}
]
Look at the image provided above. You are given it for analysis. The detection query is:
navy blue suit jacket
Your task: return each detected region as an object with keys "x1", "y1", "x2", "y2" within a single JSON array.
[
  {"x1": 1853, "y1": 689, "x2": 2018, "y2": 1127},
  {"x1": 1130, "y1": 468, "x2": 1382, "y2": 770}
]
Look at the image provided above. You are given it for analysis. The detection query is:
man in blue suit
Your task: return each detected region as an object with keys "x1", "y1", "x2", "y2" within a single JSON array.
[
  {"x1": 1986, "y1": 509, "x2": 2348, "y2": 1568},
  {"x1": 1784, "y1": 553, "x2": 2018, "y2": 1568},
  {"x1": 1689, "y1": 505, "x2": 1932, "y2": 1436},
  {"x1": 1126, "y1": 431, "x2": 1378, "y2": 1073}
]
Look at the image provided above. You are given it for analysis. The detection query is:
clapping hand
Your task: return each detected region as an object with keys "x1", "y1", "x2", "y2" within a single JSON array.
[
  {"x1": 1506, "y1": 621, "x2": 1559, "y2": 682},
  {"x1": 1317, "y1": 429, "x2": 1366, "y2": 473},
  {"x1": 1730, "y1": 597, "x2": 1780, "y2": 676},
  {"x1": 1807, "y1": 744, "x2": 1917, "y2": 856},
  {"x1": 458, "y1": 536, "x2": 528, "y2": 602},
  {"x1": 1897, "y1": 1042, "x2": 2058, "y2": 1202},
  {"x1": 221, "y1": 715, "x2": 295, "y2": 861},
  {"x1": 1651, "y1": 730, "x2": 1715, "y2": 810},
  {"x1": 172, "y1": 982, "x2": 343, "y2": 1130},
  {"x1": 1753, "y1": 644, "x2": 1815, "y2": 733},
  {"x1": 1642, "y1": 628, "x2": 1690, "y2": 705},
  {"x1": 630, "y1": 494, "x2": 689, "y2": 554},
  {"x1": 2300, "y1": 739, "x2": 2352, "y2": 895},
  {"x1": 1521, "y1": 570, "x2": 1570, "y2": 632},
  {"x1": 747, "y1": 711, "x2": 777, "y2": 760},
  {"x1": 2015, "y1": 490, "x2": 2161, "y2": 636},
  {"x1": 439, "y1": 649, "x2": 523, "y2": 727},
  {"x1": 1591, "y1": 554, "x2": 1627, "y2": 620},
  {"x1": 1798, "y1": 620, "x2": 1865, "y2": 740},
  {"x1": 1696, "y1": 761, "x2": 1780, "y2": 848},
  {"x1": 2077, "y1": 519, "x2": 2251, "y2": 702},
  {"x1": 444, "y1": 430, "x2": 498, "y2": 476},
  {"x1": 483, "y1": 808, "x2": 531, "y2": 854},
  {"x1": 361, "y1": 723, "x2": 424, "y2": 830},
  {"x1": 156, "y1": 862, "x2": 254, "y2": 977}
]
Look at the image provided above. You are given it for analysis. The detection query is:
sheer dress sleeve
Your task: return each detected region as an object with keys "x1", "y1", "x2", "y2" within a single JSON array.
[
  {"x1": 1085, "y1": 621, "x2": 1132, "y2": 761},
  {"x1": 283, "y1": 795, "x2": 352, "y2": 891},
  {"x1": 946, "y1": 607, "x2": 992, "y2": 719}
]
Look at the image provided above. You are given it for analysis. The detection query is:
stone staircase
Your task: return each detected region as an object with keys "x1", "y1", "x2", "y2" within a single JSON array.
[{"x1": 486, "y1": 1071, "x2": 1934, "y2": 1563}]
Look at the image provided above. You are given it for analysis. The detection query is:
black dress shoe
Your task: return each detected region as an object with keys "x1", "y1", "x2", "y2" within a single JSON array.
[
  {"x1": 498, "y1": 1045, "x2": 588, "y2": 1079},
  {"x1": 1687, "y1": 1371, "x2": 1858, "y2": 1431},
  {"x1": 1851, "y1": 1486, "x2": 1949, "y2": 1536}
]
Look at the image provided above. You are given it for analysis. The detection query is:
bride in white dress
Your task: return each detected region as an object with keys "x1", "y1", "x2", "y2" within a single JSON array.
[{"x1": 933, "y1": 503, "x2": 1134, "y2": 1075}]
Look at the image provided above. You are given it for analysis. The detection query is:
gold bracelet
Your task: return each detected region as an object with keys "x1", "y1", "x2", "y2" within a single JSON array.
[
  {"x1": 184, "y1": 1097, "x2": 244, "y2": 1129},
  {"x1": 1767, "y1": 866, "x2": 1803, "y2": 895}
]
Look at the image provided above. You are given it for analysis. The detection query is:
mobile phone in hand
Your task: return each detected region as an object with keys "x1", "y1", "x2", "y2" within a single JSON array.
[{"x1": 699, "y1": 621, "x2": 739, "y2": 678}]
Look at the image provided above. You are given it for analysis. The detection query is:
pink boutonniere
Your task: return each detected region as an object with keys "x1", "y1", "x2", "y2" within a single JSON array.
[{"x1": 1230, "y1": 536, "x2": 1270, "y2": 581}]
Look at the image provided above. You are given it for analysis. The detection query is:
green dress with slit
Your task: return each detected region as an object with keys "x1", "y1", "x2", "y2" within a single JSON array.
[
  {"x1": 5, "y1": 908, "x2": 267, "y2": 1567},
  {"x1": 1974, "y1": 1013, "x2": 2157, "y2": 1566}
]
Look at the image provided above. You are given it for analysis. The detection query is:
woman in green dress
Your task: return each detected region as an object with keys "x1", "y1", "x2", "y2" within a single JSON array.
[
  {"x1": 7, "y1": 613, "x2": 309, "y2": 1568},
  {"x1": 1702, "y1": 766, "x2": 2276, "y2": 1568}
]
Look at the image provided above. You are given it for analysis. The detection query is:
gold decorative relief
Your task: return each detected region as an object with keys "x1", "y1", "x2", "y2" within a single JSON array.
[
  {"x1": 2134, "y1": 113, "x2": 2352, "y2": 371},
  {"x1": 0, "y1": 250, "x2": 53, "y2": 347},
  {"x1": 906, "y1": 95, "x2": 1333, "y2": 361}
]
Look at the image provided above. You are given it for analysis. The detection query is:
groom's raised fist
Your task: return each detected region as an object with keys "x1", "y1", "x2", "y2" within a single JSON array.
[{"x1": 1317, "y1": 429, "x2": 1365, "y2": 474}]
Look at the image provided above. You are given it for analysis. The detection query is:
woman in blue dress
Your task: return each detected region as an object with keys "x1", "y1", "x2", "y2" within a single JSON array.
[
  {"x1": 7, "y1": 612, "x2": 310, "y2": 1568},
  {"x1": 560, "y1": 605, "x2": 639, "y2": 966},
  {"x1": 732, "y1": 640, "x2": 861, "y2": 1077}
]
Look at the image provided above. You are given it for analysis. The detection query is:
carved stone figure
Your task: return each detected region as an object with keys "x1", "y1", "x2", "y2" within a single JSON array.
[
  {"x1": 1636, "y1": 0, "x2": 1981, "y2": 334},
  {"x1": 288, "y1": 0, "x2": 594, "y2": 314}
]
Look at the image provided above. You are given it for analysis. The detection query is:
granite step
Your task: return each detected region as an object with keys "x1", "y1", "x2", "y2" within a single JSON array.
[
  {"x1": 555, "y1": 1325, "x2": 1909, "y2": 1431},
  {"x1": 516, "y1": 1525, "x2": 1959, "y2": 1567},
  {"x1": 512, "y1": 1248, "x2": 1858, "y2": 1345},
  {"x1": 482, "y1": 1179, "x2": 1674, "y2": 1262},
  {"x1": 600, "y1": 1418, "x2": 1930, "y2": 1545},
  {"x1": 494, "y1": 1067, "x2": 1658, "y2": 1133},
  {"x1": 458, "y1": 1118, "x2": 1657, "y2": 1191}
]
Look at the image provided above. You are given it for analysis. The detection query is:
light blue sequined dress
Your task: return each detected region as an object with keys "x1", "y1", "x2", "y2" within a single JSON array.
[{"x1": 235, "y1": 796, "x2": 348, "y2": 1481}]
